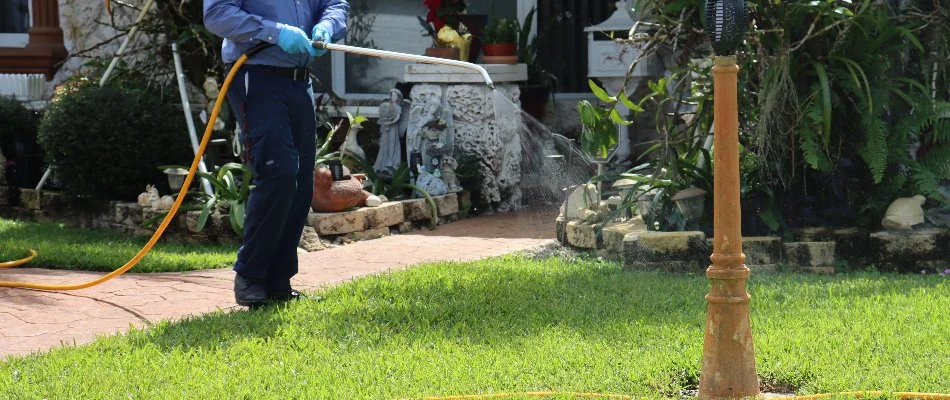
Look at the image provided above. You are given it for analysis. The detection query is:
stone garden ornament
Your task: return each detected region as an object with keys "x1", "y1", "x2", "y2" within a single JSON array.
[
  {"x1": 339, "y1": 117, "x2": 366, "y2": 170},
  {"x1": 882, "y1": 195, "x2": 927, "y2": 231},
  {"x1": 406, "y1": 86, "x2": 456, "y2": 172},
  {"x1": 374, "y1": 88, "x2": 411, "y2": 175},
  {"x1": 440, "y1": 155, "x2": 461, "y2": 192},
  {"x1": 138, "y1": 185, "x2": 159, "y2": 207}
]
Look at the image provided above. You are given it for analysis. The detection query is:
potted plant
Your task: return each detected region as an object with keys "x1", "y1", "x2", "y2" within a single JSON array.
[
  {"x1": 481, "y1": 17, "x2": 519, "y2": 64},
  {"x1": 419, "y1": 0, "x2": 467, "y2": 60}
]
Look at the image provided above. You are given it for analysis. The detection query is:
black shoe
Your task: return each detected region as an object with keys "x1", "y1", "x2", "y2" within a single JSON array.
[
  {"x1": 265, "y1": 278, "x2": 301, "y2": 303},
  {"x1": 234, "y1": 275, "x2": 268, "y2": 308},
  {"x1": 268, "y1": 289, "x2": 303, "y2": 303}
]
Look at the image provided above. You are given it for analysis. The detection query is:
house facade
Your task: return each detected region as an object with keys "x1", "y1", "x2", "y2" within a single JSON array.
[
  {"x1": 0, "y1": 0, "x2": 68, "y2": 78},
  {"x1": 1, "y1": 0, "x2": 622, "y2": 102}
]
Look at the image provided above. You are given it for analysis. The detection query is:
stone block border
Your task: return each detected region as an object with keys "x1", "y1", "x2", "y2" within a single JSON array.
[
  {"x1": 0, "y1": 187, "x2": 464, "y2": 249},
  {"x1": 555, "y1": 215, "x2": 950, "y2": 274}
]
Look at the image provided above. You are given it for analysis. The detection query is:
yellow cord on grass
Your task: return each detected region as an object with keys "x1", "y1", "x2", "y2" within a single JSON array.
[
  {"x1": 0, "y1": 52, "x2": 251, "y2": 290},
  {"x1": 0, "y1": 249, "x2": 37, "y2": 268}
]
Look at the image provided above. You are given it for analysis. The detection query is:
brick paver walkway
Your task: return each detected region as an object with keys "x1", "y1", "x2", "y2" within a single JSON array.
[{"x1": 0, "y1": 208, "x2": 556, "y2": 358}]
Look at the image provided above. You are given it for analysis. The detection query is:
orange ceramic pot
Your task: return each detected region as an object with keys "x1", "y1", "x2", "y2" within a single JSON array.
[{"x1": 311, "y1": 167, "x2": 371, "y2": 213}]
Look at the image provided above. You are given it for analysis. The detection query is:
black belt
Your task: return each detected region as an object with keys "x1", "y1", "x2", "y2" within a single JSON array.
[{"x1": 233, "y1": 64, "x2": 311, "y2": 81}]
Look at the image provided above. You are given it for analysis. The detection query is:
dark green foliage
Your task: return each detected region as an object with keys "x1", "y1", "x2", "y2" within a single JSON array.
[
  {"x1": 0, "y1": 96, "x2": 38, "y2": 144},
  {"x1": 629, "y1": 0, "x2": 950, "y2": 229},
  {"x1": 0, "y1": 95, "x2": 40, "y2": 158},
  {"x1": 37, "y1": 85, "x2": 193, "y2": 199}
]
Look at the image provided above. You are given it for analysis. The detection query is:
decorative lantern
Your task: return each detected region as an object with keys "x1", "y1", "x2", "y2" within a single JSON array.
[
  {"x1": 163, "y1": 168, "x2": 189, "y2": 191},
  {"x1": 704, "y1": 0, "x2": 747, "y2": 56},
  {"x1": 671, "y1": 187, "x2": 707, "y2": 221}
]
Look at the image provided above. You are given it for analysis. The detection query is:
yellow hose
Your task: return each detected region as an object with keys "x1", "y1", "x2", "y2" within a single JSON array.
[
  {"x1": 0, "y1": 249, "x2": 37, "y2": 269},
  {"x1": 0, "y1": 52, "x2": 251, "y2": 290}
]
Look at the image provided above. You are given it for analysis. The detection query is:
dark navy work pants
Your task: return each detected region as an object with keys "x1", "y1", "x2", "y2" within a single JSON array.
[{"x1": 225, "y1": 65, "x2": 316, "y2": 290}]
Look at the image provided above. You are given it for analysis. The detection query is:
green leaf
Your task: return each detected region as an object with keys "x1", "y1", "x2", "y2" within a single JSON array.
[
  {"x1": 404, "y1": 183, "x2": 439, "y2": 227},
  {"x1": 833, "y1": 6, "x2": 853, "y2": 16},
  {"x1": 892, "y1": 77, "x2": 929, "y2": 97},
  {"x1": 609, "y1": 109, "x2": 633, "y2": 126},
  {"x1": 859, "y1": 113, "x2": 888, "y2": 183},
  {"x1": 888, "y1": 87, "x2": 915, "y2": 107},
  {"x1": 618, "y1": 92, "x2": 645, "y2": 112},
  {"x1": 578, "y1": 101, "x2": 604, "y2": 128},
  {"x1": 810, "y1": 61, "x2": 833, "y2": 148},
  {"x1": 229, "y1": 201, "x2": 245, "y2": 235},
  {"x1": 140, "y1": 211, "x2": 169, "y2": 228},
  {"x1": 896, "y1": 27, "x2": 924, "y2": 53},
  {"x1": 588, "y1": 79, "x2": 616, "y2": 103},
  {"x1": 196, "y1": 197, "x2": 215, "y2": 231},
  {"x1": 240, "y1": 165, "x2": 252, "y2": 200},
  {"x1": 758, "y1": 202, "x2": 782, "y2": 232},
  {"x1": 830, "y1": 56, "x2": 871, "y2": 113},
  {"x1": 352, "y1": 115, "x2": 369, "y2": 126}
]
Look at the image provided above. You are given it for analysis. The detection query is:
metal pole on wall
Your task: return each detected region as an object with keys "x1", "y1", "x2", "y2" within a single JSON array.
[
  {"x1": 36, "y1": 0, "x2": 156, "y2": 191},
  {"x1": 172, "y1": 42, "x2": 214, "y2": 196},
  {"x1": 698, "y1": 0, "x2": 760, "y2": 399}
]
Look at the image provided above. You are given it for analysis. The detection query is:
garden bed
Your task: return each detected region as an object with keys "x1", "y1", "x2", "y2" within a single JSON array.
[
  {"x1": 0, "y1": 186, "x2": 469, "y2": 249},
  {"x1": 556, "y1": 215, "x2": 950, "y2": 274}
]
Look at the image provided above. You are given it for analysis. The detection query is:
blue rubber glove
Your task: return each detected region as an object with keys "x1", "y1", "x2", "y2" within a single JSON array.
[
  {"x1": 311, "y1": 25, "x2": 332, "y2": 57},
  {"x1": 277, "y1": 25, "x2": 318, "y2": 56}
]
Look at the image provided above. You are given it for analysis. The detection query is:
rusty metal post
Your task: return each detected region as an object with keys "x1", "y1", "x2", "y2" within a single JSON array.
[{"x1": 697, "y1": 55, "x2": 760, "y2": 400}]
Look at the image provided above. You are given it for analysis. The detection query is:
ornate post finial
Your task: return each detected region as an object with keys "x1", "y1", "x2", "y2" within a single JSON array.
[{"x1": 704, "y1": 0, "x2": 747, "y2": 56}]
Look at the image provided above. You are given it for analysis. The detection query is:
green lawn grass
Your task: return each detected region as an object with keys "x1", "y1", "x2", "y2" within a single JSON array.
[
  {"x1": 0, "y1": 218, "x2": 237, "y2": 273},
  {"x1": 1, "y1": 256, "x2": 948, "y2": 399}
]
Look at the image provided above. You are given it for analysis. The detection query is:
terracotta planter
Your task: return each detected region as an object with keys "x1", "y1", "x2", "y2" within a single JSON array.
[
  {"x1": 424, "y1": 47, "x2": 461, "y2": 60},
  {"x1": 311, "y1": 167, "x2": 371, "y2": 213},
  {"x1": 482, "y1": 43, "x2": 516, "y2": 57}
]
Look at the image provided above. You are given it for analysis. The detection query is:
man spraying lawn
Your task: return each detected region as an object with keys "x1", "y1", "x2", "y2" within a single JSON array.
[{"x1": 203, "y1": 0, "x2": 349, "y2": 308}]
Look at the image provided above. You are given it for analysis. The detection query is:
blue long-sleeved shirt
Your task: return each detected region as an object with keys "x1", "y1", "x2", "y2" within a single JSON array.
[{"x1": 203, "y1": 0, "x2": 349, "y2": 68}]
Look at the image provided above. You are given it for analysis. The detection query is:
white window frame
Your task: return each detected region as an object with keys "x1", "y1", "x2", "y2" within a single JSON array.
[
  {"x1": 330, "y1": 0, "x2": 541, "y2": 100},
  {"x1": 0, "y1": 0, "x2": 31, "y2": 48}
]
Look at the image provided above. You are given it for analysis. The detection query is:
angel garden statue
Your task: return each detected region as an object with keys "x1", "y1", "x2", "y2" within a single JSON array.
[{"x1": 374, "y1": 88, "x2": 411, "y2": 175}]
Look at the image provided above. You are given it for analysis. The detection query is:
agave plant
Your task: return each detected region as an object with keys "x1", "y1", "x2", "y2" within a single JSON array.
[{"x1": 144, "y1": 163, "x2": 252, "y2": 236}]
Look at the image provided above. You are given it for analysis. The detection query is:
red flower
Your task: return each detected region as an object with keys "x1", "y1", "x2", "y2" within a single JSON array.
[{"x1": 424, "y1": 0, "x2": 445, "y2": 30}]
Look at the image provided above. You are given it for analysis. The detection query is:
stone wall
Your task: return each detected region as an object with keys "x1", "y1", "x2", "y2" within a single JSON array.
[
  {"x1": 407, "y1": 83, "x2": 523, "y2": 212},
  {"x1": 556, "y1": 213, "x2": 950, "y2": 274},
  {"x1": 447, "y1": 84, "x2": 523, "y2": 211},
  {"x1": 52, "y1": 0, "x2": 134, "y2": 90},
  {"x1": 1, "y1": 186, "x2": 466, "y2": 248}
]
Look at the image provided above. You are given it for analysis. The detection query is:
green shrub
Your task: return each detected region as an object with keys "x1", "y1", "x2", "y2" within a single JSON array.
[{"x1": 37, "y1": 84, "x2": 193, "y2": 199}]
